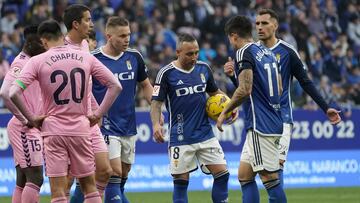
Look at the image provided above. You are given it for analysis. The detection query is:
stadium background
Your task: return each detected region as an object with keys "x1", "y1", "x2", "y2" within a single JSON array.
[{"x1": 0, "y1": 0, "x2": 359, "y2": 202}]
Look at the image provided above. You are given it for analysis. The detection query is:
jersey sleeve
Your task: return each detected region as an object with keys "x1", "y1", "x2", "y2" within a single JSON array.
[
  {"x1": 235, "y1": 48, "x2": 255, "y2": 74},
  {"x1": 134, "y1": 52, "x2": 148, "y2": 82},
  {"x1": 14, "y1": 58, "x2": 38, "y2": 89},
  {"x1": 289, "y1": 50, "x2": 329, "y2": 113},
  {"x1": 152, "y1": 68, "x2": 168, "y2": 101},
  {"x1": 205, "y1": 66, "x2": 218, "y2": 93},
  {"x1": 0, "y1": 73, "x2": 27, "y2": 123}
]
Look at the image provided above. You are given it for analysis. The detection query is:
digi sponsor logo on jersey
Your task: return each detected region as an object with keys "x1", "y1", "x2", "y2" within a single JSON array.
[
  {"x1": 175, "y1": 84, "x2": 207, "y2": 97},
  {"x1": 114, "y1": 72, "x2": 135, "y2": 81}
]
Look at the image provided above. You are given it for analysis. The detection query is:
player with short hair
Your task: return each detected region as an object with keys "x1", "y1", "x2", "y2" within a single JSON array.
[
  {"x1": 151, "y1": 33, "x2": 233, "y2": 203},
  {"x1": 9, "y1": 19, "x2": 122, "y2": 203},
  {"x1": 217, "y1": 15, "x2": 286, "y2": 203},
  {"x1": 224, "y1": 9, "x2": 341, "y2": 188},
  {"x1": 92, "y1": 16, "x2": 159, "y2": 203},
  {"x1": 0, "y1": 25, "x2": 46, "y2": 203},
  {"x1": 63, "y1": 4, "x2": 113, "y2": 202}
]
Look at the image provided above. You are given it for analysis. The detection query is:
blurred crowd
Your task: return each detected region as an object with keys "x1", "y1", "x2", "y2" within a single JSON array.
[{"x1": 0, "y1": 0, "x2": 359, "y2": 115}]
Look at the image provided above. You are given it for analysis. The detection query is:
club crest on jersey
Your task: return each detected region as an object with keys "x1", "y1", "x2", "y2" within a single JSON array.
[
  {"x1": 126, "y1": 60, "x2": 132, "y2": 70},
  {"x1": 13, "y1": 67, "x2": 21, "y2": 76},
  {"x1": 276, "y1": 53, "x2": 281, "y2": 63},
  {"x1": 200, "y1": 73, "x2": 206, "y2": 83},
  {"x1": 174, "y1": 160, "x2": 179, "y2": 167}
]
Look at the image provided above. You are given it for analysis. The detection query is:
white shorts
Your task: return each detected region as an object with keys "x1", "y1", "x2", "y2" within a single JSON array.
[
  {"x1": 106, "y1": 135, "x2": 136, "y2": 164},
  {"x1": 278, "y1": 123, "x2": 292, "y2": 161},
  {"x1": 169, "y1": 137, "x2": 227, "y2": 175},
  {"x1": 241, "y1": 130, "x2": 280, "y2": 172}
]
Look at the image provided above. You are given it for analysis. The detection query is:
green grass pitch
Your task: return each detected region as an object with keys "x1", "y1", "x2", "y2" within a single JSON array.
[{"x1": 0, "y1": 187, "x2": 359, "y2": 203}]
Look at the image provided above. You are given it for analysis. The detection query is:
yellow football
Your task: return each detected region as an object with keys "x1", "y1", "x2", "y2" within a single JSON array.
[{"x1": 206, "y1": 94, "x2": 232, "y2": 121}]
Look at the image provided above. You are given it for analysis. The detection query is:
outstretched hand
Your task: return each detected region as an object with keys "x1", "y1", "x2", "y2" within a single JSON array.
[{"x1": 326, "y1": 108, "x2": 341, "y2": 124}]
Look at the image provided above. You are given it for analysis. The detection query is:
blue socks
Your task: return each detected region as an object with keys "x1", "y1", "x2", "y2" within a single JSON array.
[
  {"x1": 264, "y1": 179, "x2": 287, "y2": 203},
  {"x1": 279, "y1": 169, "x2": 284, "y2": 188},
  {"x1": 70, "y1": 182, "x2": 84, "y2": 203},
  {"x1": 212, "y1": 170, "x2": 229, "y2": 203},
  {"x1": 240, "y1": 179, "x2": 260, "y2": 203},
  {"x1": 173, "y1": 179, "x2": 189, "y2": 203},
  {"x1": 120, "y1": 177, "x2": 129, "y2": 203},
  {"x1": 105, "y1": 176, "x2": 122, "y2": 203}
]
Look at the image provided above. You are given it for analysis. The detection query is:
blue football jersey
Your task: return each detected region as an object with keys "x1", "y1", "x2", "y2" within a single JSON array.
[
  {"x1": 272, "y1": 40, "x2": 329, "y2": 124},
  {"x1": 152, "y1": 61, "x2": 218, "y2": 146},
  {"x1": 92, "y1": 47, "x2": 148, "y2": 136},
  {"x1": 235, "y1": 42, "x2": 282, "y2": 136}
]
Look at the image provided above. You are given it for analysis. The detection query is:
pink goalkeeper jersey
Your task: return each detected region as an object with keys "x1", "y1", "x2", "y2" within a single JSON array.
[
  {"x1": 64, "y1": 36, "x2": 99, "y2": 112},
  {"x1": 16, "y1": 45, "x2": 118, "y2": 136},
  {"x1": 3, "y1": 52, "x2": 43, "y2": 130}
]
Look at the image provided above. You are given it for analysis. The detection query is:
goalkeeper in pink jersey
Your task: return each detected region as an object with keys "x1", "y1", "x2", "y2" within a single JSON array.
[
  {"x1": 9, "y1": 20, "x2": 122, "y2": 203},
  {"x1": 0, "y1": 25, "x2": 46, "y2": 203}
]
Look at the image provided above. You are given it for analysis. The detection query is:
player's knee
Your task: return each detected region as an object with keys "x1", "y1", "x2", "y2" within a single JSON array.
[
  {"x1": 238, "y1": 170, "x2": 253, "y2": 180},
  {"x1": 111, "y1": 165, "x2": 122, "y2": 177},
  {"x1": 79, "y1": 175, "x2": 97, "y2": 194},
  {"x1": 97, "y1": 166, "x2": 112, "y2": 181},
  {"x1": 24, "y1": 166, "x2": 44, "y2": 187},
  {"x1": 27, "y1": 173, "x2": 44, "y2": 187}
]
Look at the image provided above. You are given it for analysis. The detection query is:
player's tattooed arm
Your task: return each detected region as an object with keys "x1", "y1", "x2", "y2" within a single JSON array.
[
  {"x1": 150, "y1": 100, "x2": 165, "y2": 143},
  {"x1": 216, "y1": 69, "x2": 252, "y2": 131},
  {"x1": 224, "y1": 69, "x2": 253, "y2": 114}
]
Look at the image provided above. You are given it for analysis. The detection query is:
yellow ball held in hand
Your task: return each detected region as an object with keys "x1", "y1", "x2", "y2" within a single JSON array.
[{"x1": 206, "y1": 94, "x2": 232, "y2": 121}]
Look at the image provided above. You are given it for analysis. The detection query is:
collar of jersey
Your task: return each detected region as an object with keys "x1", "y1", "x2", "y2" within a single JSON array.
[
  {"x1": 269, "y1": 39, "x2": 281, "y2": 50},
  {"x1": 171, "y1": 62, "x2": 195, "y2": 74},
  {"x1": 100, "y1": 46, "x2": 124, "y2": 60}
]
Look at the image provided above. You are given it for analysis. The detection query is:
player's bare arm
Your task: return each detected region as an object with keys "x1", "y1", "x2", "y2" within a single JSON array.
[
  {"x1": 217, "y1": 69, "x2": 253, "y2": 131},
  {"x1": 150, "y1": 100, "x2": 165, "y2": 143},
  {"x1": 0, "y1": 79, "x2": 28, "y2": 125},
  {"x1": 9, "y1": 84, "x2": 46, "y2": 129},
  {"x1": 140, "y1": 78, "x2": 154, "y2": 105},
  {"x1": 141, "y1": 79, "x2": 165, "y2": 125}
]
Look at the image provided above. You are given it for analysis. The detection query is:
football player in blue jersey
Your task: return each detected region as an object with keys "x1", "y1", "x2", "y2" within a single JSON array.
[
  {"x1": 92, "y1": 16, "x2": 161, "y2": 203},
  {"x1": 224, "y1": 9, "x2": 342, "y2": 189},
  {"x1": 217, "y1": 15, "x2": 286, "y2": 203},
  {"x1": 151, "y1": 33, "x2": 236, "y2": 203}
]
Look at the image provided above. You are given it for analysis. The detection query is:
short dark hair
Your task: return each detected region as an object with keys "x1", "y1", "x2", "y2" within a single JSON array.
[
  {"x1": 23, "y1": 25, "x2": 39, "y2": 40},
  {"x1": 258, "y1": 9, "x2": 279, "y2": 23},
  {"x1": 106, "y1": 16, "x2": 129, "y2": 29},
  {"x1": 38, "y1": 20, "x2": 63, "y2": 40},
  {"x1": 177, "y1": 33, "x2": 196, "y2": 47},
  {"x1": 63, "y1": 4, "x2": 90, "y2": 30},
  {"x1": 224, "y1": 15, "x2": 252, "y2": 38}
]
